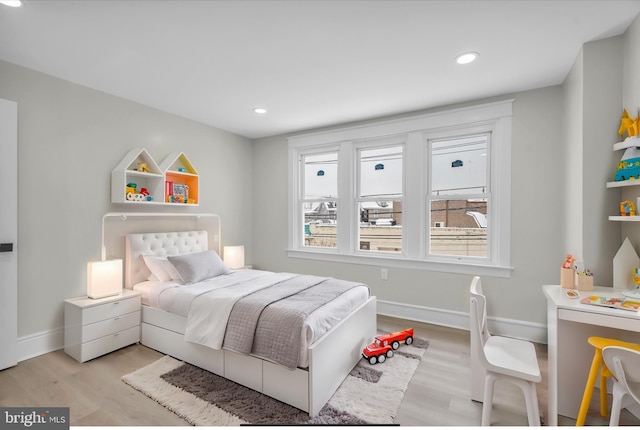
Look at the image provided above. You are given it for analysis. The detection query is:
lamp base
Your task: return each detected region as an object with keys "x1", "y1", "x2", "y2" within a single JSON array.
[
  {"x1": 621, "y1": 287, "x2": 640, "y2": 299},
  {"x1": 88, "y1": 290, "x2": 122, "y2": 300}
]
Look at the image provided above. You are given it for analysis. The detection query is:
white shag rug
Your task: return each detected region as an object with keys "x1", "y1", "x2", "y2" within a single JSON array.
[{"x1": 122, "y1": 338, "x2": 428, "y2": 425}]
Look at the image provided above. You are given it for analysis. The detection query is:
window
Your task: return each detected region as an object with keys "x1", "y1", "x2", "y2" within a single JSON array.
[
  {"x1": 428, "y1": 135, "x2": 489, "y2": 259},
  {"x1": 288, "y1": 100, "x2": 513, "y2": 277},
  {"x1": 358, "y1": 144, "x2": 404, "y2": 254},
  {"x1": 301, "y1": 151, "x2": 337, "y2": 249}
]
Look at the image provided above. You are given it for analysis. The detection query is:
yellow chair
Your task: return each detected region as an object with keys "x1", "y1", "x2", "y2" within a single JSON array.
[{"x1": 575, "y1": 337, "x2": 640, "y2": 426}]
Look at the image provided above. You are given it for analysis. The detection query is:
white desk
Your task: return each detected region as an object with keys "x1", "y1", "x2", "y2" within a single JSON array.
[{"x1": 543, "y1": 285, "x2": 640, "y2": 426}]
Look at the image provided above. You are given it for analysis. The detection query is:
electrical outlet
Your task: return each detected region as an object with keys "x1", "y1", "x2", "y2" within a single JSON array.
[{"x1": 381, "y1": 268, "x2": 388, "y2": 280}]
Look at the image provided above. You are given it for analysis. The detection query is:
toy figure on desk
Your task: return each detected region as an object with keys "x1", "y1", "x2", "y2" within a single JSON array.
[
  {"x1": 561, "y1": 254, "x2": 576, "y2": 289},
  {"x1": 562, "y1": 254, "x2": 575, "y2": 269},
  {"x1": 622, "y1": 267, "x2": 640, "y2": 299},
  {"x1": 633, "y1": 268, "x2": 640, "y2": 287}
]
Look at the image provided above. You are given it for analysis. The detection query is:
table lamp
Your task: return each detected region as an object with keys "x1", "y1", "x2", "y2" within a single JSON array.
[
  {"x1": 87, "y1": 259, "x2": 123, "y2": 299},
  {"x1": 224, "y1": 245, "x2": 245, "y2": 270}
]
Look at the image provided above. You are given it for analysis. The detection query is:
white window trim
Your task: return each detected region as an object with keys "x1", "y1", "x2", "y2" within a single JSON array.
[{"x1": 287, "y1": 100, "x2": 514, "y2": 278}]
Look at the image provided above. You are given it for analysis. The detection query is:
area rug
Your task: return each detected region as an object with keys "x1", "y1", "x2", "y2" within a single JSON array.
[{"x1": 122, "y1": 338, "x2": 428, "y2": 425}]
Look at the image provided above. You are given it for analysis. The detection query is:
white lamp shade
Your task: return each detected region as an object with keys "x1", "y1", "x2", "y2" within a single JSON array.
[
  {"x1": 87, "y1": 259, "x2": 123, "y2": 299},
  {"x1": 224, "y1": 245, "x2": 245, "y2": 270}
]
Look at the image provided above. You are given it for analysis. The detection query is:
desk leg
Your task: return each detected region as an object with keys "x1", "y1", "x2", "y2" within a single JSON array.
[{"x1": 547, "y1": 301, "x2": 558, "y2": 426}]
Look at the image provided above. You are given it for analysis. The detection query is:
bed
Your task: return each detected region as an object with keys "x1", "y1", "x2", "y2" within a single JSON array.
[{"x1": 124, "y1": 230, "x2": 377, "y2": 416}]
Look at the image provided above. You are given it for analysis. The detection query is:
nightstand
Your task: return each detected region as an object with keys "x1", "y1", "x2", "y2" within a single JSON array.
[{"x1": 64, "y1": 289, "x2": 141, "y2": 362}]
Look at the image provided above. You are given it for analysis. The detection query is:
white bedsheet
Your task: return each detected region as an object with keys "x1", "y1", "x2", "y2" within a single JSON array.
[
  {"x1": 131, "y1": 280, "x2": 158, "y2": 306},
  {"x1": 134, "y1": 269, "x2": 370, "y2": 368}
]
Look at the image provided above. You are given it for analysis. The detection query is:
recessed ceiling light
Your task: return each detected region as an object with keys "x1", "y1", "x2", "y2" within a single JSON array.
[
  {"x1": 0, "y1": 0, "x2": 22, "y2": 7},
  {"x1": 253, "y1": 107, "x2": 267, "y2": 114},
  {"x1": 455, "y1": 52, "x2": 479, "y2": 65}
]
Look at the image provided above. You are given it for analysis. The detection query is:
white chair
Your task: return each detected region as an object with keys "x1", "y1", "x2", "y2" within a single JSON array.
[
  {"x1": 602, "y1": 346, "x2": 640, "y2": 426},
  {"x1": 469, "y1": 276, "x2": 542, "y2": 426}
]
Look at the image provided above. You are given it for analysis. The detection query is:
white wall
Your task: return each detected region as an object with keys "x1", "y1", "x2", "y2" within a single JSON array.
[
  {"x1": 253, "y1": 87, "x2": 564, "y2": 335},
  {"x1": 561, "y1": 48, "x2": 584, "y2": 260},
  {"x1": 561, "y1": 36, "x2": 624, "y2": 289},
  {"x1": 623, "y1": 12, "x2": 640, "y2": 115},
  {"x1": 0, "y1": 60, "x2": 253, "y2": 357},
  {"x1": 581, "y1": 37, "x2": 623, "y2": 286}
]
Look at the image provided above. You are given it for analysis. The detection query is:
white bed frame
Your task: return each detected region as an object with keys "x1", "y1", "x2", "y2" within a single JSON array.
[{"x1": 124, "y1": 230, "x2": 376, "y2": 417}]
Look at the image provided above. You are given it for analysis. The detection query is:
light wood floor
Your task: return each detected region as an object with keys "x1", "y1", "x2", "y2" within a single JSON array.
[{"x1": 1, "y1": 315, "x2": 639, "y2": 426}]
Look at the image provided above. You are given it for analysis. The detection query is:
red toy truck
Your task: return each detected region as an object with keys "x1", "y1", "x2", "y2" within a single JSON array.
[{"x1": 362, "y1": 328, "x2": 414, "y2": 365}]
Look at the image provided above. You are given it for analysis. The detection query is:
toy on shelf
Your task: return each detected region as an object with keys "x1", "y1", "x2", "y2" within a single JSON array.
[
  {"x1": 615, "y1": 153, "x2": 640, "y2": 181},
  {"x1": 167, "y1": 195, "x2": 184, "y2": 203},
  {"x1": 619, "y1": 109, "x2": 640, "y2": 140},
  {"x1": 139, "y1": 187, "x2": 153, "y2": 201},
  {"x1": 125, "y1": 183, "x2": 152, "y2": 202},
  {"x1": 361, "y1": 328, "x2": 414, "y2": 365},
  {"x1": 166, "y1": 183, "x2": 189, "y2": 204},
  {"x1": 620, "y1": 200, "x2": 637, "y2": 216},
  {"x1": 614, "y1": 109, "x2": 640, "y2": 181},
  {"x1": 137, "y1": 162, "x2": 151, "y2": 173}
]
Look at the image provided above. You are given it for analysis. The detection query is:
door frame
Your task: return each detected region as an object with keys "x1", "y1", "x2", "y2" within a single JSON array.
[{"x1": 0, "y1": 98, "x2": 18, "y2": 369}]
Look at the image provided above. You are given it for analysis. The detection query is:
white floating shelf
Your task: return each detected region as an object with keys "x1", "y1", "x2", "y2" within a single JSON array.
[
  {"x1": 607, "y1": 180, "x2": 640, "y2": 188},
  {"x1": 609, "y1": 216, "x2": 640, "y2": 222}
]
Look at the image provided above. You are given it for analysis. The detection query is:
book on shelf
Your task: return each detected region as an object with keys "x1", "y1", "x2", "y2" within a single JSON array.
[{"x1": 580, "y1": 295, "x2": 640, "y2": 312}]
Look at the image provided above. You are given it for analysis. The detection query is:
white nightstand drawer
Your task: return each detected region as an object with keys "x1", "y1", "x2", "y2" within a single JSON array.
[
  {"x1": 81, "y1": 311, "x2": 140, "y2": 343},
  {"x1": 79, "y1": 326, "x2": 140, "y2": 362},
  {"x1": 82, "y1": 296, "x2": 141, "y2": 325}
]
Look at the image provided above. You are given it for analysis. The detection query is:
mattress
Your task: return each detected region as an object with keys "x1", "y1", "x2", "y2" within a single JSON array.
[{"x1": 133, "y1": 269, "x2": 370, "y2": 367}]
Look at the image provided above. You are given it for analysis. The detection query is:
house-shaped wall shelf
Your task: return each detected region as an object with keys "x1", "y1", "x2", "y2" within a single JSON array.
[
  {"x1": 159, "y1": 152, "x2": 199, "y2": 205},
  {"x1": 111, "y1": 148, "x2": 199, "y2": 206}
]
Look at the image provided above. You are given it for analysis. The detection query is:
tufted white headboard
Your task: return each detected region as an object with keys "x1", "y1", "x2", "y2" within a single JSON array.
[{"x1": 125, "y1": 230, "x2": 209, "y2": 289}]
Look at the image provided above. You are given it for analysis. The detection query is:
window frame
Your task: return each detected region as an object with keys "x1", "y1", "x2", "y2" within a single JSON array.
[
  {"x1": 296, "y1": 146, "x2": 341, "y2": 251},
  {"x1": 426, "y1": 131, "x2": 492, "y2": 263},
  {"x1": 287, "y1": 100, "x2": 513, "y2": 278},
  {"x1": 355, "y1": 137, "x2": 406, "y2": 257}
]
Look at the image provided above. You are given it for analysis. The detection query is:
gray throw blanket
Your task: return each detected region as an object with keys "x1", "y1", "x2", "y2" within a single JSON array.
[{"x1": 223, "y1": 275, "x2": 363, "y2": 370}]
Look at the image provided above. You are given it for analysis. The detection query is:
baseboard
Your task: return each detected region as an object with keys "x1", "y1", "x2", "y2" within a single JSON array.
[
  {"x1": 18, "y1": 326, "x2": 64, "y2": 362},
  {"x1": 377, "y1": 299, "x2": 548, "y2": 344}
]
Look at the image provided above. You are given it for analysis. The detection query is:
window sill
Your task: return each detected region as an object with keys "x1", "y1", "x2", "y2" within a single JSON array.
[{"x1": 286, "y1": 249, "x2": 513, "y2": 278}]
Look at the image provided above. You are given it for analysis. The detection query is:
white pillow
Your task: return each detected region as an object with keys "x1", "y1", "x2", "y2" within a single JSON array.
[
  {"x1": 142, "y1": 255, "x2": 183, "y2": 283},
  {"x1": 168, "y1": 250, "x2": 230, "y2": 284}
]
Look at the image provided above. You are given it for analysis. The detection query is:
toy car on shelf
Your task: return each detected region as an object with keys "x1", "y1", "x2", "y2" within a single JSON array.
[{"x1": 361, "y1": 328, "x2": 414, "y2": 365}]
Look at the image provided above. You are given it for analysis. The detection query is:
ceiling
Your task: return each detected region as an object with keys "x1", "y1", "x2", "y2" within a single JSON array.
[{"x1": 1, "y1": 1, "x2": 640, "y2": 139}]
